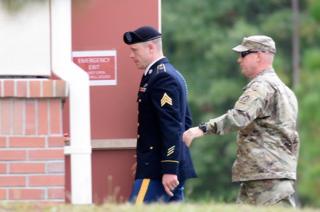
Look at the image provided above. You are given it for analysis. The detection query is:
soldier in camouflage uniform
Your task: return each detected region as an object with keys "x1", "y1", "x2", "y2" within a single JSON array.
[{"x1": 183, "y1": 35, "x2": 299, "y2": 207}]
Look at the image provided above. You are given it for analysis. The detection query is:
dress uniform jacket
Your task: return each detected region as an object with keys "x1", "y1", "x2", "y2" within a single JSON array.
[{"x1": 136, "y1": 57, "x2": 197, "y2": 182}]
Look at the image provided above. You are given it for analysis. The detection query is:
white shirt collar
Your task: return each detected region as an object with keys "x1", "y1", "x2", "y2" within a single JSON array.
[{"x1": 144, "y1": 56, "x2": 165, "y2": 76}]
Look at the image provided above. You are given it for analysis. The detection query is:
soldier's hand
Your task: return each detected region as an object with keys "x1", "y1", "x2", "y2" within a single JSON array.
[
  {"x1": 162, "y1": 174, "x2": 179, "y2": 197},
  {"x1": 183, "y1": 127, "x2": 204, "y2": 147}
]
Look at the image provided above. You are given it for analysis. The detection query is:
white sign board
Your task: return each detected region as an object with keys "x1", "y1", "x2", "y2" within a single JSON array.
[{"x1": 72, "y1": 50, "x2": 117, "y2": 86}]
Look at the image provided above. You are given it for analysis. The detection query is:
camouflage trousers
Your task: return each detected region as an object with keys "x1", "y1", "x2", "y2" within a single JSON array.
[{"x1": 236, "y1": 179, "x2": 296, "y2": 207}]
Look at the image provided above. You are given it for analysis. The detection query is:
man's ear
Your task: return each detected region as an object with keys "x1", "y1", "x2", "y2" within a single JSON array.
[{"x1": 147, "y1": 42, "x2": 155, "y2": 52}]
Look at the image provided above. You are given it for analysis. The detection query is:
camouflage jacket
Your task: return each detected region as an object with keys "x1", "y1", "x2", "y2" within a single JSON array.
[{"x1": 206, "y1": 68, "x2": 299, "y2": 182}]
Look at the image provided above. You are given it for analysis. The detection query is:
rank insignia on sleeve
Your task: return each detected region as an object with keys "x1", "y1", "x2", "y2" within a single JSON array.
[
  {"x1": 167, "y1": 145, "x2": 175, "y2": 157},
  {"x1": 161, "y1": 93, "x2": 172, "y2": 107}
]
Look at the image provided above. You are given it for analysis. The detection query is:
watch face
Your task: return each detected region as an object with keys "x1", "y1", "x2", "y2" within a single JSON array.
[{"x1": 199, "y1": 123, "x2": 207, "y2": 133}]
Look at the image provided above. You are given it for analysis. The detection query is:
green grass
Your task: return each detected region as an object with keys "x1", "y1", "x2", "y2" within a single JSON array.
[{"x1": 0, "y1": 202, "x2": 319, "y2": 212}]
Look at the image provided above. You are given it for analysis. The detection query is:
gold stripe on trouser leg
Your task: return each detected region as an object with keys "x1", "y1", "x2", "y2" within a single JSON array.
[{"x1": 135, "y1": 179, "x2": 150, "y2": 204}]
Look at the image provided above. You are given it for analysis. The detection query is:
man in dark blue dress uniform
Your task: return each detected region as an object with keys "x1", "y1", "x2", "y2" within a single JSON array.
[{"x1": 123, "y1": 26, "x2": 197, "y2": 204}]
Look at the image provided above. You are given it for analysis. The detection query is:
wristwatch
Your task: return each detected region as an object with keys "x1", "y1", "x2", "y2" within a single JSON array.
[{"x1": 198, "y1": 122, "x2": 208, "y2": 133}]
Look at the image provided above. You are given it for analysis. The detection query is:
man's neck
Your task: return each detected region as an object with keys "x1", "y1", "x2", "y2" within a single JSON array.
[{"x1": 254, "y1": 65, "x2": 273, "y2": 77}]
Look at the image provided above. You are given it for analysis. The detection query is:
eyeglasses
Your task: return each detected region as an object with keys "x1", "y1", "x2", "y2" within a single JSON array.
[{"x1": 240, "y1": 50, "x2": 258, "y2": 58}]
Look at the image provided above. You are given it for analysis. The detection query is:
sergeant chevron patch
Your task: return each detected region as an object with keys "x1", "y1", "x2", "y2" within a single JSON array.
[
  {"x1": 161, "y1": 93, "x2": 172, "y2": 107},
  {"x1": 167, "y1": 145, "x2": 175, "y2": 156}
]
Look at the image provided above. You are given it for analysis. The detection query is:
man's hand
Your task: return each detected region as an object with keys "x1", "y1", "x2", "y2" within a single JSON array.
[
  {"x1": 162, "y1": 174, "x2": 179, "y2": 197},
  {"x1": 183, "y1": 127, "x2": 204, "y2": 147}
]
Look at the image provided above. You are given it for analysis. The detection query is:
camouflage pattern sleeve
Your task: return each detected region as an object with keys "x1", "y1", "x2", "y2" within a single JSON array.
[{"x1": 206, "y1": 81, "x2": 272, "y2": 135}]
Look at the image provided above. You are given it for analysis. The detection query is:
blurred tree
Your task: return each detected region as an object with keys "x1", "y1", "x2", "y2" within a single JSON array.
[{"x1": 291, "y1": 0, "x2": 300, "y2": 88}]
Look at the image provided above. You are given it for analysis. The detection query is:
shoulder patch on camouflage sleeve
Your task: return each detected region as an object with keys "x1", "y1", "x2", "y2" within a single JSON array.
[
  {"x1": 161, "y1": 92, "x2": 173, "y2": 107},
  {"x1": 238, "y1": 95, "x2": 250, "y2": 104},
  {"x1": 234, "y1": 90, "x2": 260, "y2": 111}
]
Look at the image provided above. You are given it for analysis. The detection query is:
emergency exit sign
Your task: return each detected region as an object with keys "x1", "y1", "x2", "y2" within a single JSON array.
[{"x1": 72, "y1": 50, "x2": 117, "y2": 86}]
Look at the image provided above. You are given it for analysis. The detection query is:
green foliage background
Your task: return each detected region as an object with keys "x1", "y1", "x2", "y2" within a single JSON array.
[{"x1": 162, "y1": 0, "x2": 320, "y2": 207}]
